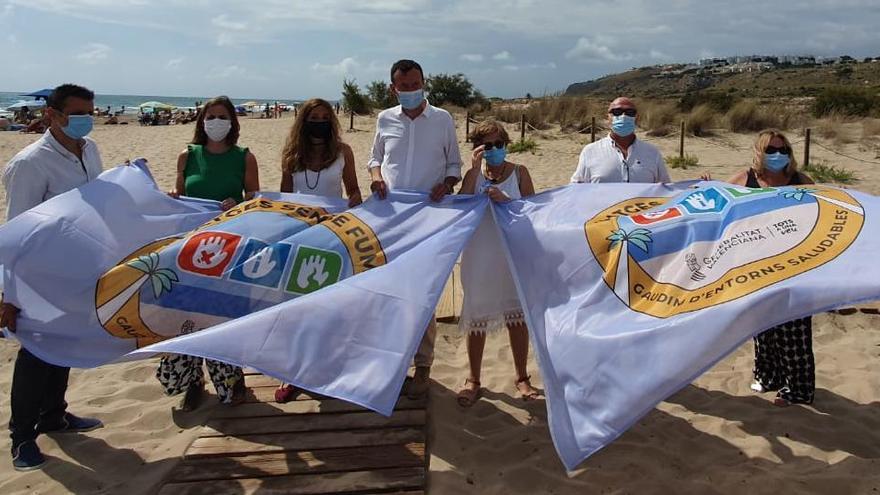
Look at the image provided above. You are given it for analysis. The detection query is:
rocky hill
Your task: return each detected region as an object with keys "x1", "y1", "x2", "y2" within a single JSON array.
[{"x1": 565, "y1": 61, "x2": 880, "y2": 99}]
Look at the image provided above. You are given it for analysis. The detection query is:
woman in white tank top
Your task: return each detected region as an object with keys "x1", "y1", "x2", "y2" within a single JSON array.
[
  {"x1": 279, "y1": 98, "x2": 362, "y2": 207},
  {"x1": 456, "y1": 120, "x2": 540, "y2": 407},
  {"x1": 275, "y1": 98, "x2": 363, "y2": 403}
]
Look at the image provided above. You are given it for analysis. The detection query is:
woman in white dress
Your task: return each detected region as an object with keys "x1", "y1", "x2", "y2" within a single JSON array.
[
  {"x1": 280, "y1": 98, "x2": 362, "y2": 206},
  {"x1": 275, "y1": 98, "x2": 362, "y2": 402},
  {"x1": 457, "y1": 120, "x2": 540, "y2": 407}
]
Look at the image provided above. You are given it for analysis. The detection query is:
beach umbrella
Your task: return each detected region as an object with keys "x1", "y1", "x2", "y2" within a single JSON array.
[
  {"x1": 242, "y1": 101, "x2": 259, "y2": 107},
  {"x1": 21, "y1": 89, "x2": 53, "y2": 100},
  {"x1": 7, "y1": 100, "x2": 46, "y2": 109},
  {"x1": 138, "y1": 101, "x2": 176, "y2": 111}
]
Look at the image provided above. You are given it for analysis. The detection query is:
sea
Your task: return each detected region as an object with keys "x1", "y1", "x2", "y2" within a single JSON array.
[{"x1": 0, "y1": 91, "x2": 303, "y2": 116}]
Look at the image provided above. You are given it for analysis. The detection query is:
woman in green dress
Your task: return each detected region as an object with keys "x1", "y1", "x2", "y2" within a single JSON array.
[{"x1": 160, "y1": 96, "x2": 260, "y2": 411}]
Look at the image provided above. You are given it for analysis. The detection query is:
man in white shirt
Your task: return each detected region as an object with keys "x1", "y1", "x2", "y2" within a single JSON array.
[
  {"x1": 368, "y1": 59, "x2": 462, "y2": 398},
  {"x1": 570, "y1": 97, "x2": 670, "y2": 184},
  {"x1": 1, "y1": 84, "x2": 104, "y2": 471}
]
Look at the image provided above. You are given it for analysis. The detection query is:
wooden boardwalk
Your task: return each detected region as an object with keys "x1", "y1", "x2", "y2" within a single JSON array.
[{"x1": 158, "y1": 372, "x2": 428, "y2": 495}]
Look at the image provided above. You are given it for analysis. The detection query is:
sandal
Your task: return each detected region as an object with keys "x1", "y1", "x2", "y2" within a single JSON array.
[
  {"x1": 457, "y1": 378, "x2": 482, "y2": 408},
  {"x1": 515, "y1": 375, "x2": 541, "y2": 401},
  {"x1": 274, "y1": 384, "x2": 298, "y2": 403}
]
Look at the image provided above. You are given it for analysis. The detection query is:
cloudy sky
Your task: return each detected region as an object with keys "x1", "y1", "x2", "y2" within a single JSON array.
[{"x1": 2, "y1": 0, "x2": 878, "y2": 99}]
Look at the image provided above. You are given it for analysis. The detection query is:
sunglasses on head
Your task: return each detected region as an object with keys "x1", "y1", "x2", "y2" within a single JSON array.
[
  {"x1": 609, "y1": 108, "x2": 637, "y2": 117},
  {"x1": 765, "y1": 145, "x2": 791, "y2": 155},
  {"x1": 481, "y1": 140, "x2": 506, "y2": 150}
]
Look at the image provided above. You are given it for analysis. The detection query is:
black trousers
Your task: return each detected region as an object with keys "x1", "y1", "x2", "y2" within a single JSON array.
[{"x1": 9, "y1": 347, "x2": 69, "y2": 448}]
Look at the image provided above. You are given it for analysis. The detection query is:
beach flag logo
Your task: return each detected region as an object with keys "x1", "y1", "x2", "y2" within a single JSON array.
[
  {"x1": 285, "y1": 246, "x2": 343, "y2": 295},
  {"x1": 177, "y1": 231, "x2": 242, "y2": 277},
  {"x1": 585, "y1": 185, "x2": 865, "y2": 318}
]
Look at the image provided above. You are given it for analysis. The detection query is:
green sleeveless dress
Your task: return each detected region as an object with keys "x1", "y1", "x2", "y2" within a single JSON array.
[{"x1": 183, "y1": 144, "x2": 248, "y2": 202}]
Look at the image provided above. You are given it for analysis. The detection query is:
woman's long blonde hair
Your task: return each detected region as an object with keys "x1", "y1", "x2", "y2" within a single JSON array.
[
  {"x1": 752, "y1": 128, "x2": 798, "y2": 176},
  {"x1": 281, "y1": 98, "x2": 341, "y2": 174}
]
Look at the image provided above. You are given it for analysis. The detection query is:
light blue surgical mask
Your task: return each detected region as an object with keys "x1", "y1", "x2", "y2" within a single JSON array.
[
  {"x1": 62, "y1": 114, "x2": 94, "y2": 140},
  {"x1": 611, "y1": 115, "x2": 636, "y2": 137},
  {"x1": 397, "y1": 89, "x2": 425, "y2": 110},
  {"x1": 764, "y1": 152, "x2": 790, "y2": 172},
  {"x1": 483, "y1": 147, "x2": 507, "y2": 167}
]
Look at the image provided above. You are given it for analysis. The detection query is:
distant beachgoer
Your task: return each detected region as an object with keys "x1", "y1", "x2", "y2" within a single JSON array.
[
  {"x1": 2, "y1": 84, "x2": 104, "y2": 471},
  {"x1": 456, "y1": 120, "x2": 540, "y2": 407},
  {"x1": 367, "y1": 59, "x2": 462, "y2": 398},
  {"x1": 159, "y1": 95, "x2": 260, "y2": 411},
  {"x1": 570, "y1": 97, "x2": 670, "y2": 184},
  {"x1": 702, "y1": 129, "x2": 815, "y2": 407},
  {"x1": 274, "y1": 97, "x2": 362, "y2": 403}
]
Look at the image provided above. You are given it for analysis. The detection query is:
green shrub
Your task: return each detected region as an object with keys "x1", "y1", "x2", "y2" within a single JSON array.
[
  {"x1": 665, "y1": 154, "x2": 699, "y2": 169},
  {"x1": 508, "y1": 138, "x2": 539, "y2": 154},
  {"x1": 679, "y1": 90, "x2": 738, "y2": 112},
  {"x1": 341, "y1": 78, "x2": 371, "y2": 115},
  {"x1": 366, "y1": 80, "x2": 396, "y2": 110},
  {"x1": 812, "y1": 87, "x2": 877, "y2": 118},
  {"x1": 802, "y1": 159, "x2": 857, "y2": 184}
]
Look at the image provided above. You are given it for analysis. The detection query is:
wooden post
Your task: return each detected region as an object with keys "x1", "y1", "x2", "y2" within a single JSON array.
[
  {"x1": 804, "y1": 128, "x2": 811, "y2": 168},
  {"x1": 590, "y1": 116, "x2": 596, "y2": 142},
  {"x1": 679, "y1": 120, "x2": 686, "y2": 159},
  {"x1": 465, "y1": 111, "x2": 470, "y2": 142},
  {"x1": 349, "y1": 111, "x2": 354, "y2": 131},
  {"x1": 520, "y1": 113, "x2": 526, "y2": 142}
]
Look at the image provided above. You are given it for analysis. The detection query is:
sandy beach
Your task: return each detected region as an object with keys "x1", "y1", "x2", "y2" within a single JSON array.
[{"x1": 1, "y1": 112, "x2": 878, "y2": 494}]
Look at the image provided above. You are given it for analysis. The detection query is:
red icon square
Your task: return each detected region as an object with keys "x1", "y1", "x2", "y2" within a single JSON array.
[{"x1": 177, "y1": 231, "x2": 242, "y2": 277}]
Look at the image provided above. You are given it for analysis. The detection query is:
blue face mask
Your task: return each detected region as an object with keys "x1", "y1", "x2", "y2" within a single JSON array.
[
  {"x1": 62, "y1": 114, "x2": 94, "y2": 140},
  {"x1": 611, "y1": 115, "x2": 636, "y2": 137},
  {"x1": 484, "y1": 147, "x2": 507, "y2": 167},
  {"x1": 397, "y1": 89, "x2": 425, "y2": 110},
  {"x1": 764, "y1": 152, "x2": 790, "y2": 172}
]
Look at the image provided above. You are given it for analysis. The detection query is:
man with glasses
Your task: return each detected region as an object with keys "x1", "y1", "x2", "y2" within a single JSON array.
[
  {"x1": 570, "y1": 97, "x2": 670, "y2": 184},
  {"x1": 2, "y1": 83, "x2": 104, "y2": 471},
  {"x1": 368, "y1": 59, "x2": 462, "y2": 399}
]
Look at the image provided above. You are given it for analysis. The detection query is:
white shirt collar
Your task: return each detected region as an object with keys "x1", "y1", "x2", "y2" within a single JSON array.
[{"x1": 42, "y1": 129, "x2": 89, "y2": 161}]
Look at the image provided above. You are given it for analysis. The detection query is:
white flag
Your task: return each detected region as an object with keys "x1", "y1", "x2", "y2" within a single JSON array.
[{"x1": 494, "y1": 181, "x2": 879, "y2": 470}]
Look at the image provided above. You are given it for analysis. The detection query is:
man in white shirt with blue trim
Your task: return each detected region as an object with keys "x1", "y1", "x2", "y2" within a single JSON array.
[
  {"x1": 368, "y1": 59, "x2": 462, "y2": 398},
  {"x1": 570, "y1": 97, "x2": 670, "y2": 184},
  {"x1": 1, "y1": 84, "x2": 104, "y2": 471}
]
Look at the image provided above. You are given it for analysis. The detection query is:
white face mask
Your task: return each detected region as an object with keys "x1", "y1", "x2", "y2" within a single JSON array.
[{"x1": 204, "y1": 118, "x2": 231, "y2": 142}]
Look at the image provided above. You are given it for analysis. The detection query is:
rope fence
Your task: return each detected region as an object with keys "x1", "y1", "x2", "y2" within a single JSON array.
[{"x1": 464, "y1": 112, "x2": 880, "y2": 168}]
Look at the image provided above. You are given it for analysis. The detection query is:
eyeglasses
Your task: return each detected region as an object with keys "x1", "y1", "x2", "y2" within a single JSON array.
[
  {"x1": 765, "y1": 145, "x2": 791, "y2": 155},
  {"x1": 609, "y1": 108, "x2": 637, "y2": 117},
  {"x1": 481, "y1": 140, "x2": 506, "y2": 150}
]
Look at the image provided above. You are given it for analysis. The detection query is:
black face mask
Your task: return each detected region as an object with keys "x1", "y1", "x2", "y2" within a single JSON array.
[{"x1": 305, "y1": 121, "x2": 332, "y2": 140}]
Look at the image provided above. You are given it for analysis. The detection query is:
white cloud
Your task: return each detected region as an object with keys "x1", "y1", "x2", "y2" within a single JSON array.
[
  {"x1": 565, "y1": 37, "x2": 631, "y2": 62},
  {"x1": 501, "y1": 62, "x2": 556, "y2": 71},
  {"x1": 460, "y1": 53, "x2": 484, "y2": 62},
  {"x1": 75, "y1": 42, "x2": 110, "y2": 64},
  {"x1": 492, "y1": 51, "x2": 512, "y2": 61},
  {"x1": 211, "y1": 14, "x2": 247, "y2": 30},
  {"x1": 165, "y1": 57, "x2": 184, "y2": 69},
  {"x1": 311, "y1": 57, "x2": 360, "y2": 75}
]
